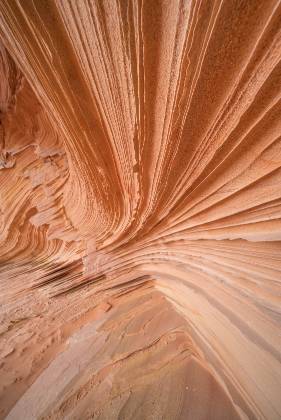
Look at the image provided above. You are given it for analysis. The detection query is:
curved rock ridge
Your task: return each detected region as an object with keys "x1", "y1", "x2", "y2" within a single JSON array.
[{"x1": 0, "y1": 1, "x2": 281, "y2": 419}]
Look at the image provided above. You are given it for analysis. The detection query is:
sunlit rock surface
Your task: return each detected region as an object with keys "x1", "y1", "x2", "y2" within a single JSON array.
[{"x1": 0, "y1": 1, "x2": 281, "y2": 419}]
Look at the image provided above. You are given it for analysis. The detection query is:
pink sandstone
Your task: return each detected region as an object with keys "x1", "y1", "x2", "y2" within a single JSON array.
[{"x1": 0, "y1": 1, "x2": 281, "y2": 419}]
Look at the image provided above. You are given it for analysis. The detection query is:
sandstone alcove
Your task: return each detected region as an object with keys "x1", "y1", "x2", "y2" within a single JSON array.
[{"x1": 0, "y1": 1, "x2": 281, "y2": 419}]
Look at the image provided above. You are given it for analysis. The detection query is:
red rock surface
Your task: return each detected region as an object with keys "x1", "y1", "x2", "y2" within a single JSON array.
[{"x1": 0, "y1": 1, "x2": 281, "y2": 419}]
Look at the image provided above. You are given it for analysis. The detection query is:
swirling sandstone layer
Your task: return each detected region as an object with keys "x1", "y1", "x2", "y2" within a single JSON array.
[{"x1": 0, "y1": 1, "x2": 281, "y2": 419}]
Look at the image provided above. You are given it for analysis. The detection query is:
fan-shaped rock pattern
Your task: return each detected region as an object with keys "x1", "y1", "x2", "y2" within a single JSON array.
[{"x1": 0, "y1": 1, "x2": 281, "y2": 419}]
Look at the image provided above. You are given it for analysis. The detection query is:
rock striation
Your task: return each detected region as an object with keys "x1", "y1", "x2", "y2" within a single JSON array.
[{"x1": 0, "y1": 0, "x2": 281, "y2": 419}]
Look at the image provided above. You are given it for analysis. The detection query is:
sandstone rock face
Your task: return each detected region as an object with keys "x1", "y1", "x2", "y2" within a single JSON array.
[{"x1": 0, "y1": 1, "x2": 281, "y2": 419}]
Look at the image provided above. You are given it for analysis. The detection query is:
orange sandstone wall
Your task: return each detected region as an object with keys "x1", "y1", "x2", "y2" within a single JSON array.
[{"x1": 0, "y1": 1, "x2": 281, "y2": 419}]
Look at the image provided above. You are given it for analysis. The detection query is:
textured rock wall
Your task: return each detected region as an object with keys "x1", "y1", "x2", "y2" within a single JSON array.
[{"x1": 0, "y1": 1, "x2": 281, "y2": 419}]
